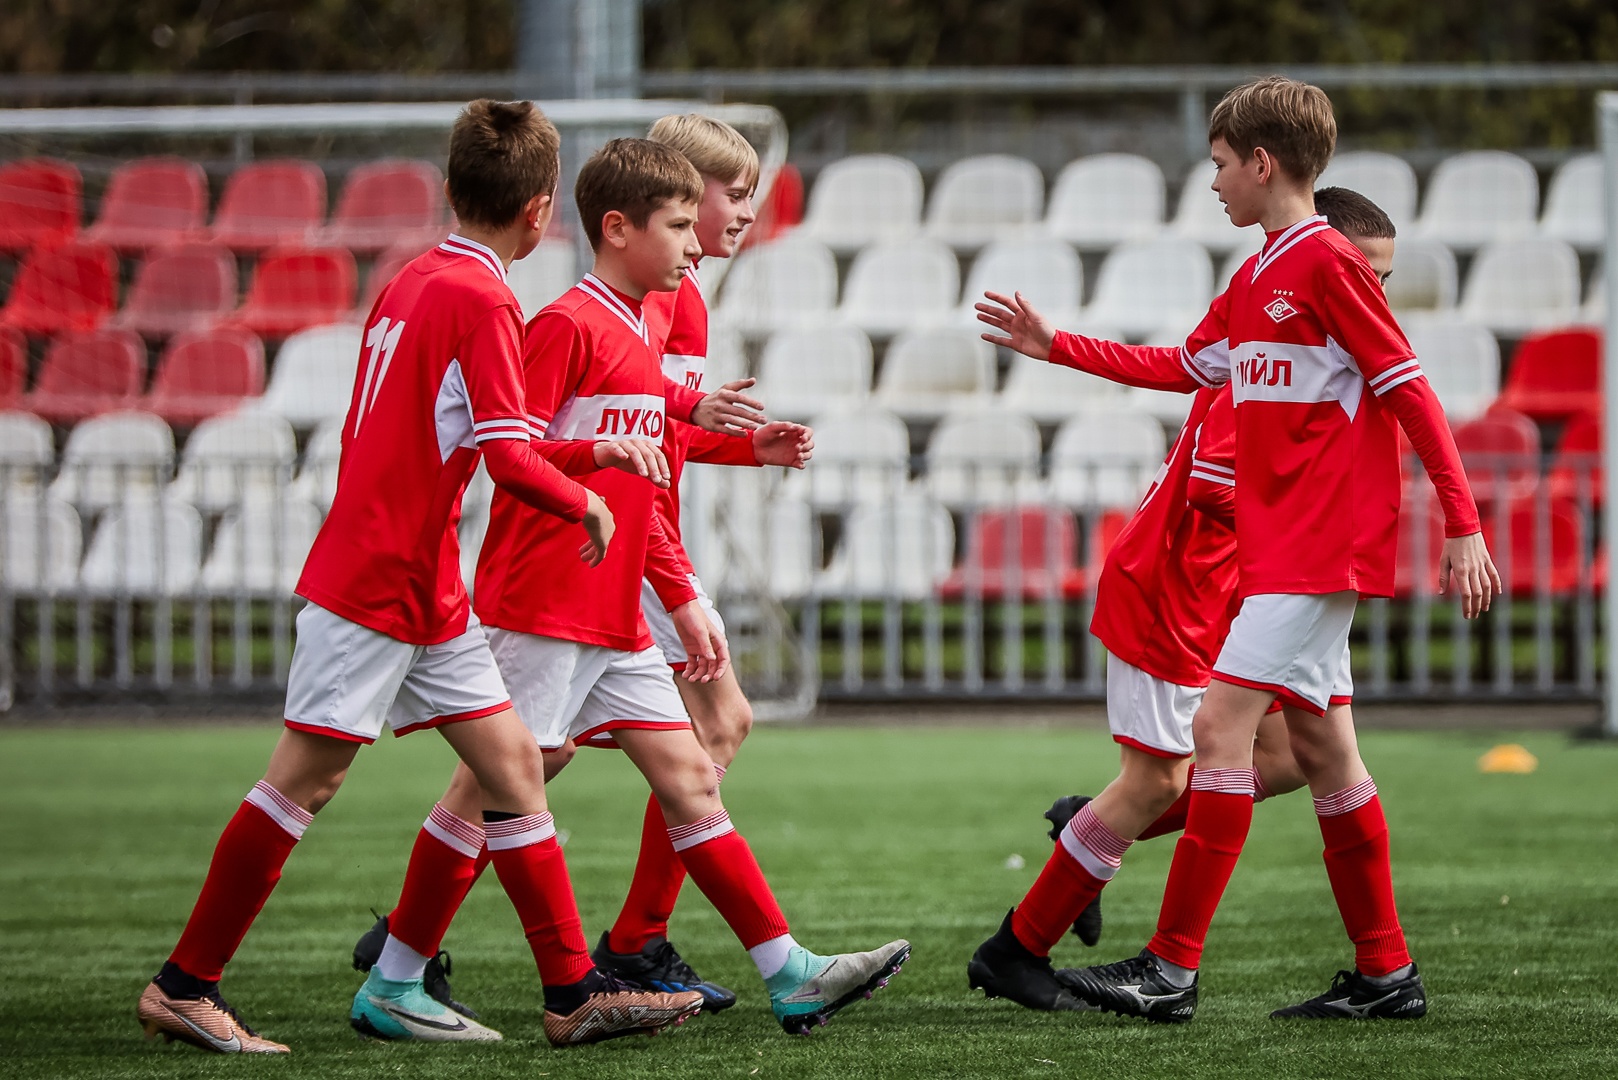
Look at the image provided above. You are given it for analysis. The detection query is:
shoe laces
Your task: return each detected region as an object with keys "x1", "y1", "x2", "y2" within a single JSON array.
[
  {"x1": 644, "y1": 939, "x2": 701, "y2": 985},
  {"x1": 202, "y1": 988, "x2": 261, "y2": 1037},
  {"x1": 1090, "y1": 954, "x2": 1151, "y2": 981},
  {"x1": 594, "y1": 970, "x2": 645, "y2": 997},
  {"x1": 1327, "y1": 970, "x2": 1357, "y2": 996}
]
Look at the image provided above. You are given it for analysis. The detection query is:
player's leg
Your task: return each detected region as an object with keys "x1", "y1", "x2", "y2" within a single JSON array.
[
  {"x1": 609, "y1": 698, "x2": 908, "y2": 1034},
  {"x1": 1251, "y1": 706, "x2": 1308, "y2": 798},
  {"x1": 1272, "y1": 651, "x2": 1425, "y2": 1020}
]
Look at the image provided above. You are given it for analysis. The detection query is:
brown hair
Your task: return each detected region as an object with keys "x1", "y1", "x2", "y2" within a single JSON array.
[
  {"x1": 1208, "y1": 76, "x2": 1337, "y2": 181},
  {"x1": 648, "y1": 113, "x2": 760, "y2": 190},
  {"x1": 575, "y1": 137, "x2": 704, "y2": 251},
  {"x1": 1314, "y1": 186, "x2": 1396, "y2": 240},
  {"x1": 446, "y1": 99, "x2": 560, "y2": 229}
]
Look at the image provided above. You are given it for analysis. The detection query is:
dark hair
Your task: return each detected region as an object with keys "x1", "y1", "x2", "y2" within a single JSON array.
[
  {"x1": 575, "y1": 138, "x2": 704, "y2": 251},
  {"x1": 1208, "y1": 75, "x2": 1337, "y2": 181},
  {"x1": 446, "y1": 99, "x2": 560, "y2": 229},
  {"x1": 1314, "y1": 186, "x2": 1397, "y2": 240}
]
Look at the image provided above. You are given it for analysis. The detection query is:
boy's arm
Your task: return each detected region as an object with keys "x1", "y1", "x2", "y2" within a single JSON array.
[
  {"x1": 642, "y1": 511, "x2": 700, "y2": 611},
  {"x1": 684, "y1": 420, "x2": 817, "y2": 469},
  {"x1": 459, "y1": 306, "x2": 588, "y2": 521},
  {"x1": 1185, "y1": 388, "x2": 1236, "y2": 526},
  {"x1": 978, "y1": 289, "x2": 1230, "y2": 393}
]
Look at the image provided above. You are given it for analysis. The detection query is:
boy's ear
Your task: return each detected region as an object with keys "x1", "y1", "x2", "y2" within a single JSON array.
[
  {"x1": 601, "y1": 209, "x2": 630, "y2": 249},
  {"x1": 523, "y1": 190, "x2": 551, "y2": 228}
]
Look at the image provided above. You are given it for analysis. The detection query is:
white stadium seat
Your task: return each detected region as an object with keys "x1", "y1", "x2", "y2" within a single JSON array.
[
  {"x1": 800, "y1": 154, "x2": 924, "y2": 254},
  {"x1": 924, "y1": 154, "x2": 1046, "y2": 252},
  {"x1": 1048, "y1": 412, "x2": 1167, "y2": 509},
  {"x1": 1385, "y1": 238, "x2": 1459, "y2": 311},
  {"x1": 49, "y1": 411, "x2": 174, "y2": 512},
  {"x1": 925, "y1": 409, "x2": 1043, "y2": 508},
  {"x1": 762, "y1": 494, "x2": 817, "y2": 601},
  {"x1": 783, "y1": 406, "x2": 910, "y2": 509},
  {"x1": 818, "y1": 491, "x2": 954, "y2": 600},
  {"x1": 998, "y1": 351, "x2": 1126, "y2": 422},
  {"x1": 1413, "y1": 151, "x2": 1539, "y2": 251},
  {"x1": 957, "y1": 237, "x2": 1083, "y2": 327},
  {"x1": 1216, "y1": 232, "x2": 1265, "y2": 292},
  {"x1": 1539, "y1": 153, "x2": 1604, "y2": 252},
  {"x1": 201, "y1": 497, "x2": 322, "y2": 596},
  {"x1": 756, "y1": 325, "x2": 873, "y2": 421},
  {"x1": 0, "y1": 411, "x2": 55, "y2": 499},
  {"x1": 1083, "y1": 237, "x2": 1213, "y2": 340},
  {"x1": 2, "y1": 497, "x2": 81, "y2": 595},
  {"x1": 874, "y1": 328, "x2": 996, "y2": 419},
  {"x1": 1170, "y1": 160, "x2": 1260, "y2": 252},
  {"x1": 1400, "y1": 315, "x2": 1501, "y2": 423},
  {"x1": 247, "y1": 323, "x2": 362, "y2": 429},
  {"x1": 1316, "y1": 152, "x2": 1419, "y2": 228},
  {"x1": 703, "y1": 327, "x2": 748, "y2": 390},
  {"x1": 169, "y1": 413, "x2": 297, "y2": 514},
  {"x1": 838, "y1": 237, "x2": 960, "y2": 337},
  {"x1": 1045, "y1": 154, "x2": 1165, "y2": 249},
  {"x1": 79, "y1": 498, "x2": 202, "y2": 596},
  {"x1": 1459, "y1": 238, "x2": 1581, "y2": 335},
  {"x1": 1584, "y1": 269, "x2": 1606, "y2": 323},
  {"x1": 505, "y1": 241, "x2": 577, "y2": 320},
  {"x1": 289, "y1": 419, "x2": 343, "y2": 509},
  {"x1": 713, "y1": 235, "x2": 839, "y2": 336}
]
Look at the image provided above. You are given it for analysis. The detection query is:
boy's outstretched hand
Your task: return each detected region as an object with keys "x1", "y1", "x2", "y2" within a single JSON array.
[
  {"x1": 1438, "y1": 531, "x2": 1503, "y2": 619},
  {"x1": 752, "y1": 421, "x2": 814, "y2": 469},
  {"x1": 977, "y1": 290, "x2": 1057, "y2": 361}
]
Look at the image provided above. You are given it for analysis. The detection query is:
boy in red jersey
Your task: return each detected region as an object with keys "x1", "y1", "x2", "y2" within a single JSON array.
[
  {"x1": 590, "y1": 113, "x2": 818, "y2": 1008},
  {"x1": 136, "y1": 101, "x2": 704, "y2": 1055},
  {"x1": 366, "y1": 138, "x2": 908, "y2": 1037},
  {"x1": 979, "y1": 78, "x2": 1500, "y2": 1022},
  {"x1": 968, "y1": 186, "x2": 1399, "y2": 1014}
]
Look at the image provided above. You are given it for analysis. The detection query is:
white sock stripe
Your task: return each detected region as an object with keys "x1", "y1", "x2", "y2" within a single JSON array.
[
  {"x1": 1068, "y1": 804, "x2": 1132, "y2": 866},
  {"x1": 1314, "y1": 776, "x2": 1378, "y2": 817},
  {"x1": 1190, "y1": 767, "x2": 1256, "y2": 796},
  {"x1": 245, "y1": 781, "x2": 312, "y2": 839},
  {"x1": 667, "y1": 809, "x2": 734, "y2": 852},
  {"x1": 424, "y1": 805, "x2": 485, "y2": 859},
  {"x1": 484, "y1": 811, "x2": 557, "y2": 851},
  {"x1": 1058, "y1": 822, "x2": 1118, "y2": 881},
  {"x1": 1251, "y1": 768, "x2": 1274, "y2": 803},
  {"x1": 713, "y1": 763, "x2": 727, "y2": 782}
]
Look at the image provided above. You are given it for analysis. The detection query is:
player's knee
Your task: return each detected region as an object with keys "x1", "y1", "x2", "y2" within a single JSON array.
[
  {"x1": 302, "y1": 771, "x2": 348, "y2": 815},
  {"x1": 709, "y1": 699, "x2": 753, "y2": 764},
  {"x1": 1286, "y1": 727, "x2": 1332, "y2": 778}
]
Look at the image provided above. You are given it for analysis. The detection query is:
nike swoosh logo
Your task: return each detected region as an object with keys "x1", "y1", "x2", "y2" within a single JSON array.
[
  {"x1": 168, "y1": 1008, "x2": 242, "y2": 1052},
  {"x1": 376, "y1": 1000, "x2": 470, "y2": 1032},
  {"x1": 781, "y1": 959, "x2": 841, "y2": 1003}
]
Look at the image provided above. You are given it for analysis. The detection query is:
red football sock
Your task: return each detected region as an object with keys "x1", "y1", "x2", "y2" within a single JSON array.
[
  {"x1": 1138, "y1": 764, "x2": 1195, "y2": 840},
  {"x1": 387, "y1": 804, "x2": 487, "y2": 958},
  {"x1": 169, "y1": 781, "x2": 312, "y2": 981},
  {"x1": 1315, "y1": 777, "x2": 1411, "y2": 977},
  {"x1": 484, "y1": 812, "x2": 594, "y2": 987},
  {"x1": 670, "y1": 809, "x2": 790, "y2": 949},
  {"x1": 1146, "y1": 768, "x2": 1255, "y2": 970},
  {"x1": 1012, "y1": 802, "x2": 1129, "y2": 956},
  {"x1": 608, "y1": 794, "x2": 688, "y2": 954}
]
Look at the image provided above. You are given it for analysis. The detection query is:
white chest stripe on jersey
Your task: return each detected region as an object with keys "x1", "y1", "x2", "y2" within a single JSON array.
[
  {"x1": 577, "y1": 275, "x2": 650, "y2": 343},
  {"x1": 661, "y1": 352, "x2": 707, "y2": 391},
  {"x1": 1229, "y1": 336, "x2": 1367, "y2": 418},
  {"x1": 547, "y1": 393, "x2": 667, "y2": 442},
  {"x1": 433, "y1": 360, "x2": 477, "y2": 462},
  {"x1": 1180, "y1": 339, "x2": 1233, "y2": 387}
]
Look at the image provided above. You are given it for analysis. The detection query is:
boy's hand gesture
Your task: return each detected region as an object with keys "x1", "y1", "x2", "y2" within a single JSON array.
[
  {"x1": 1438, "y1": 531, "x2": 1502, "y2": 619},
  {"x1": 579, "y1": 491, "x2": 615, "y2": 566},
  {"x1": 977, "y1": 290, "x2": 1056, "y2": 361},
  {"x1": 753, "y1": 421, "x2": 814, "y2": 469},
  {"x1": 594, "y1": 438, "x2": 671, "y2": 488},
  {"x1": 693, "y1": 377, "x2": 767, "y2": 435},
  {"x1": 671, "y1": 600, "x2": 730, "y2": 683}
]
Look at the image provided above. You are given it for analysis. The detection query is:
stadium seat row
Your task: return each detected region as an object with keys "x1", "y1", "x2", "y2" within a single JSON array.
[
  {"x1": 797, "y1": 150, "x2": 1606, "y2": 254},
  {"x1": 0, "y1": 157, "x2": 448, "y2": 256}
]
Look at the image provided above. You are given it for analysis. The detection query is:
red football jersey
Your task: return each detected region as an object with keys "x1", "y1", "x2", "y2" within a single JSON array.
[
  {"x1": 1050, "y1": 216, "x2": 1479, "y2": 600},
  {"x1": 297, "y1": 235, "x2": 584, "y2": 645},
  {"x1": 475, "y1": 274, "x2": 699, "y2": 650},
  {"x1": 1092, "y1": 385, "x2": 1240, "y2": 686},
  {"x1": 643, "y1": 262, "x2": 757, "y2": 563}
]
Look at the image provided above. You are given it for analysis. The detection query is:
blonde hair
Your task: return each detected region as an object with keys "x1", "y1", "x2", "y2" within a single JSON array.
[
  {"x1": 575, "y1": 137, "x2": 704, "y2": 251},
  {"x1": 648, "y1": 113, "x2": 760, "y2": 190},
  {"x1": 1208, "y1": 76, "x2": 1337, "y2": 182},
  {"x1": 446, "y1": 99, "x2": 560, "y2": 228}
]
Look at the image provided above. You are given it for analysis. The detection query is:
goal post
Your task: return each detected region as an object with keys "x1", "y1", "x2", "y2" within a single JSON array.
[{"x1": 1600, "y1": 92, "x2": 1618, "y2": 736}]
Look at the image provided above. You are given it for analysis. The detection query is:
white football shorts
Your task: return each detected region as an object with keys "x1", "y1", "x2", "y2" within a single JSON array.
[
  {"x1": 1212, "y1": 591, "x2": 1356, "y2": 716},
  {"x1": 1105, "y1": 652, "x2": 1201, "y2": 759},
  {"x1": 641, "y1": 573, "x2": 725, "y2": 670},
  {"x1": 283, "y1": 603, "x2": 512, "y2": 744},
  {"x1": 485, "y1": 628, "x2": 691, "y2": 750}
]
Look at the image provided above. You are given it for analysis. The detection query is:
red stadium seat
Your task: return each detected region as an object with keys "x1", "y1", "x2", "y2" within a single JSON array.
[
  {"x1": 110, "y1": 243, "x2": 238, "y2": 339},
  {"x1": 1483, "y1": 497, "x2": 1586, "y2": 597},
  {"x1": 1452, "y1": 407, "x2": 1540, "y2": 506},
  {"x1": 316, "y1": 159, "x2": 447, "y2": 254},
  {"x1": 209, "y1": 160, "x2": 327, "y2": 252},
  {"x1": 941, "y1": 506, "x2": 1083, "y2": 600},
  {"x1": 222, "y1": 247, "x2": 356, "y2": 339},
  {"x1": 1547, "y1": 410, "x2": 1602, "y2": 508},
  {"x1": 0, "y1": 158, "x2": 82, "y2": 254},
  {"x1": 83, "y1": 157, "x2": 209, "y2": 253},
  {"x1": 1496, "y1": 328, "x2": 1601, "y2": 423},
  {"x1": 0, "y1": 328, "x2": 26, "y2": 409},
  {"x1": 355, "y1": 239, "x2": 434, "y2": 317},
  {"x1": 145, "y1": 328, "x2": 266, "y2": 427},
  {"x1": 747, "y1": 163, "x2": 805, "y2": 247},
  {"x1": 0, "y1": 242, "x2": 117, "y2": 336},
  {"x1": 24, "y1": 328, "x2": 145, "y2": 423}
]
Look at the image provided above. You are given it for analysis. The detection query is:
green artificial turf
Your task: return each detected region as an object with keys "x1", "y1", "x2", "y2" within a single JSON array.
[{"x1": 2, "y1": 722, "x2": 1615, "y2": 1079}]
